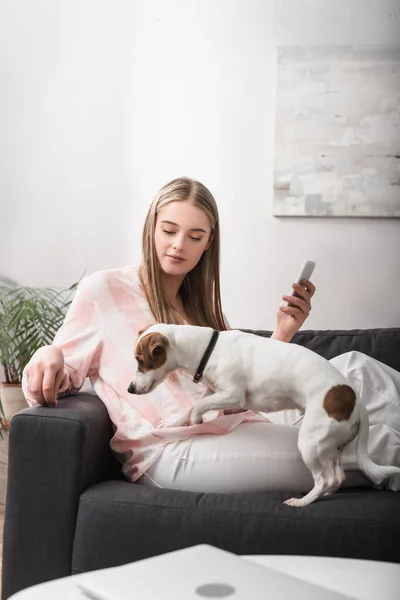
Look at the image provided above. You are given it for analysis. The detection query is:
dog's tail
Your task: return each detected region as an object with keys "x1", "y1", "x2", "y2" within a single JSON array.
[{"x1": 356, "y1": 402, "x2": 400, "y2": 485}]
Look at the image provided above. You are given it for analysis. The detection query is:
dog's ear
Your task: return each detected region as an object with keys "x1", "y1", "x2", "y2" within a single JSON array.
[
  {"x1": 138, "y1": 322, "x2": 157, "y2": 337},
  {"x1": 149, "y1": 333, "x2": 169, "y2": 358}
]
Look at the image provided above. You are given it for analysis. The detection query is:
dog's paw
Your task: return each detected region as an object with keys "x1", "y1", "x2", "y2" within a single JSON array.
[
  {"x1": 156, "y1": 418, "x2": 182, "y2": 429},
  {"x1": 190, "y1": 411, "x2": 203, "y2": 425},
  {"x1": 156, "y1": 412, "x2": 192, "y2": 429},
  {"x1": 283, "y1": 497, "x2": 304, "y2": 508},
  {"x1": 372, "y1": 482, "x2": 385, "y2": 490}
]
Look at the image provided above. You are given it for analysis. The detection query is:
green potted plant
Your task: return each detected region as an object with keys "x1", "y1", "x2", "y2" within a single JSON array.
[{"x1": 0, "y1": 273, "x2": 84, "y2": 429}]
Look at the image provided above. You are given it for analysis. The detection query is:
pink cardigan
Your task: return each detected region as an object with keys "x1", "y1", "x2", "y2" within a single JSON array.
[{"x1": 22, "y1": 265, "x2": 270, "y2": 482}]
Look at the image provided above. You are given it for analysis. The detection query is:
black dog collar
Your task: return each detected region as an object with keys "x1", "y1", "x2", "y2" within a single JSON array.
[{"x1": 193, "y1": 330, "x2": 220, "y2": 384}]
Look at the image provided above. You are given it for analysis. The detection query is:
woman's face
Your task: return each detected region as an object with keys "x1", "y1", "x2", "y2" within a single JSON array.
[{"x1": 154, "y1": 200, "x2": 212, "y2": 277}]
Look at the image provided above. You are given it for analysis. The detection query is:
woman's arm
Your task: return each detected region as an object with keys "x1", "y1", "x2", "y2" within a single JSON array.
[
  {"x1": 22, "y1": 274, "x2": 103, "y2": 406},
  {"x1": 271, "y1": 328, "x2": 292, "y2": 342}
]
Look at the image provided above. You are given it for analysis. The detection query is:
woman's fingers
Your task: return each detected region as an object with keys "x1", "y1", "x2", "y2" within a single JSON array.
[
  {"x1": 25, "y1": 346, "x2": 64, "y2": 407},
  {"x1": 301, "y1": 279, "x2": 316, "y2": 297},
  {"x1": 282, "y1": 293, "x2": 309, "y2": 314},
  {"x1": 52, "y1": 368, "x2": 65, "y2": 405},
  {"x1": 292, "y1": 283, "x2": 310, "y2": 303},
  {"x1": 42, "y1": 367, "x2": 58, "y2": 406},
  {"x1": 27, "y1": 364, "x2": 46, "y2": 405},
  {"x1": 280, "y1": 304, "x2": 304, "y2": 317}
]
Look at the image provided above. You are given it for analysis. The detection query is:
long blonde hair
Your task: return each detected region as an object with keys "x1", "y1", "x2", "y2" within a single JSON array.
[{"x1": 138, "y1": 177, "x2": 227, "y2": 331}]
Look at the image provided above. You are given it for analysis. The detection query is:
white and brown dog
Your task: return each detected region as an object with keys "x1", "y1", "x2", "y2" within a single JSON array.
[{"x1": 128, "y1": 323, "x2": 400, "y2": 506}]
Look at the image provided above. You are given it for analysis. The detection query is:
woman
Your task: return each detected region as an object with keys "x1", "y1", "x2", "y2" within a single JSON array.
[{"x1": 22, "y1": 177, "x2": 400, "y2": 493}]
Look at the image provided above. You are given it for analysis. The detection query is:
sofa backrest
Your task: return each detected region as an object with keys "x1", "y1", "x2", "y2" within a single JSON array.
[{"x1": 242, "y1": 328, "x2": 400, "y2": 373}]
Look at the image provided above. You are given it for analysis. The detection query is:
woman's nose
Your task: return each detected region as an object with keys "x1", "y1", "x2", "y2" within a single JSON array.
[{"x1": 172, "y1": 235, "x2": 184, "y2": 251}]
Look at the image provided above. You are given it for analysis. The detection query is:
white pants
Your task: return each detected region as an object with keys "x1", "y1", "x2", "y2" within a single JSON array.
[{"x1": 137, "y1": 352, "x2": 400, "y2": 493}]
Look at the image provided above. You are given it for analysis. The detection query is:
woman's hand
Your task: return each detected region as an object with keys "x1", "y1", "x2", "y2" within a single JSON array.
[
  {"x1": 24, "y1": 345, "x2": 65, "y2": 406},
  {"x1": 272, "y1": 279, "x2": 316, "y2": 342}
]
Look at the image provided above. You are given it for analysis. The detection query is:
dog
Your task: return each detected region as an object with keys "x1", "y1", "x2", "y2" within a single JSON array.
[{"x1": 127, "y1": 323, "x2": 400, "y2": 506}]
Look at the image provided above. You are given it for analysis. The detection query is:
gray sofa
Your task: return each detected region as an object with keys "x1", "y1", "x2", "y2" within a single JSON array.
[{"x1": 2, "y1": 328, "x2": 400, "y2": 599}]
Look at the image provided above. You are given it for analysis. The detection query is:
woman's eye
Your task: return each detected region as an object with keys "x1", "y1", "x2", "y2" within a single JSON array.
[{"x1": 162, "y1": 228, "x2": 201, "y2": 242}]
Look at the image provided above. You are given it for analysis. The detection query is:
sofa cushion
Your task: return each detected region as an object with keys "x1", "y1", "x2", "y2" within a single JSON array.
[
  {"x1": 72, "y1": 480, "x2": 400, "y2": 573},
  {"x1": 242, "y1": 328, "x2": 400, "y2": 373}
]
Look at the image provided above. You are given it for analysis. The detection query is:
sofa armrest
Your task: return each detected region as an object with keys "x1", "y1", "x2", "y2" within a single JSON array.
[{"x1": 2, "y1": 391, "x2": 121, "y2": 600}]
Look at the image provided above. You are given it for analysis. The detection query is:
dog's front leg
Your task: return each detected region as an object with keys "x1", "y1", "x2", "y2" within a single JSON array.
[{"x1": 190, "y1": 391, "x2": 243, "y2": 425}]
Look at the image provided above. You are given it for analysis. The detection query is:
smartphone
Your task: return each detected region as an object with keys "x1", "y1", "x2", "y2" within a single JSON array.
[{"x1": 283, "y1": 260, "x2": 316, "y2": 307}]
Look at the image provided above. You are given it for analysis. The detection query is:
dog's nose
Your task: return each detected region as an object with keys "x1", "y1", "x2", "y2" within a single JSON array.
[{"x1": 127, "y1": 382, "x2": 135, "y2": 394}]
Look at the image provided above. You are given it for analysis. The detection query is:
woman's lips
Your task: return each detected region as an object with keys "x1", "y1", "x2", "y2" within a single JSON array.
[{"x1": 167, "y1": 255, "x2": 185, "y2": 263}]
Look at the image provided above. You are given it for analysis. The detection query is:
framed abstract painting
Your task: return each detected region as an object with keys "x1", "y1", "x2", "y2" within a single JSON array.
[{"x1": 273, "y1": 46, "x2": 400, "y2": 217}]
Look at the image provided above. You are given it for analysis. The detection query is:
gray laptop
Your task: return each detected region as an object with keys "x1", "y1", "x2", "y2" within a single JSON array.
[{"x1": 78, "y1": 544, "x2": 353, "y2": 600}]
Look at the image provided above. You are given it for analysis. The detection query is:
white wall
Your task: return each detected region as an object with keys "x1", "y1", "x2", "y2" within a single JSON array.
[
  {"x1": 1, "y1": 0, "x2": 399, "y2": 331},
  {"x1": 0, "y1": 0, "x2": 133, "y2": 281}
]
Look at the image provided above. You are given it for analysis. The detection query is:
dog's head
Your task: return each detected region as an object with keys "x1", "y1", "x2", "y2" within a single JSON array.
[{"x1": 127, "y1": 324, "x2": 175, "y2": 395}]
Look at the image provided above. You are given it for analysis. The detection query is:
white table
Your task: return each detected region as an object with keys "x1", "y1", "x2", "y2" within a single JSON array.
[{"x1": 10, "y1": 554, "x2": 400, "y2": 599}]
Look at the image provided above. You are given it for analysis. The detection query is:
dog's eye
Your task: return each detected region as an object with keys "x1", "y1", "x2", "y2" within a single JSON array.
[{"x1": 137, "y1": 358, "x2": 144, "y2": 366}]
